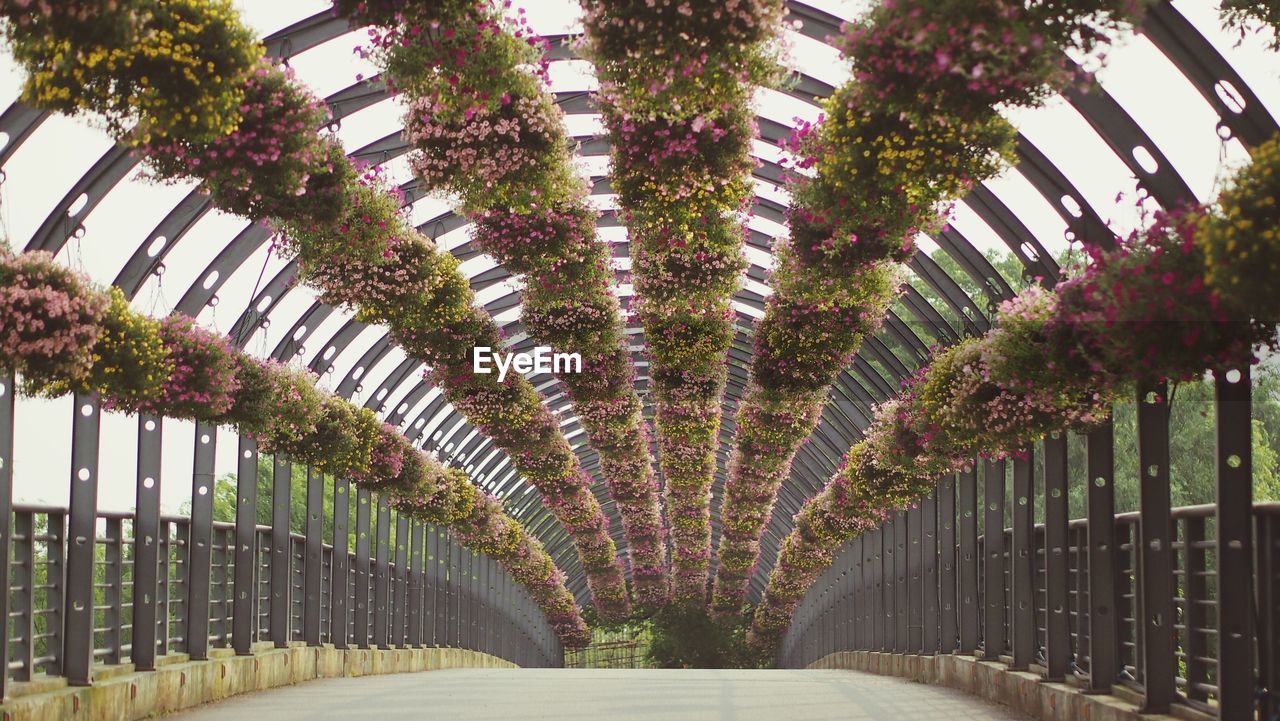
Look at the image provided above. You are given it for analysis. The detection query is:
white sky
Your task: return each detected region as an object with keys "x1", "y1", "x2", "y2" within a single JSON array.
[{"x1": 0, "y1": 0, "x2": 1277, "y2": 513}]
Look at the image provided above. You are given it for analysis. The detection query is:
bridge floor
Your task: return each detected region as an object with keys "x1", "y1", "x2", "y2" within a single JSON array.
[{"x1": 166, "y1": 668, "x2": 1029, "y2": 721}]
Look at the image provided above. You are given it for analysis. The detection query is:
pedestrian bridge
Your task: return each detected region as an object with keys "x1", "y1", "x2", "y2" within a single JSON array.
[
  {"x1": 3, "y1": 489, "x2": 1272, "y2": 721},
  {"x1": 131, "y1": 668, "x2": 1034, "y2": 721},
  {"x1": 1, "y1": 0, "x2": 1279, "y2": 720}
]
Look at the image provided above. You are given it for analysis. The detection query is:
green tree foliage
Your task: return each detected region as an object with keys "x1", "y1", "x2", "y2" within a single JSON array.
[
  {"x1": 645, "y1": 605, "x2": 768, "y2": 669},
  {"x1": 191, "y1": 455, "x2": 359, "y2": 548}
]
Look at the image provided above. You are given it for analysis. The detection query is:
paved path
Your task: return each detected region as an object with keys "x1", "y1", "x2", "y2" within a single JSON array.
[{"x1": 166, "y1": 668, "x2": 1030, "y2": 721}]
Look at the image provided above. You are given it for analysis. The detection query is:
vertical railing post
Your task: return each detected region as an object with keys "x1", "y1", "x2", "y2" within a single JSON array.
[
  {"x1": 484, "y1": 556, "x2": 494, "y2": 655},
  {"x1": 981, "y1": 458, "x2": 1006, "y2": 660},
  {"x1": 303, "y1": 468, "x2": 324, "y2": 646},
  {"x1": 0, "y1": 373, "x2": 14, "y2": 697},
  {"x1": 1214, "y1": 367, "x2": 1254, "y2": 721},
  {"x1": 907, "y1": 505, "x2": 923, "y2": 652},
  {"x1": 1043, "y1": 432, "x2": 1071, "y2": 681},
  {"x1": 187, "y1": 423, "x2": 217, "y2": 661},
  {"x1": 354, "y1": 489, "x2": 371, "y2": 649},
  {"x1": 12, "y1": 510, "x2": 34, "y2": 682},
  {"x1": 447, "y1": 534, "x2": 460, "y2": 648},
  {"x1": 270, "y1": 457, "x2": 292, "y2": 648},
  {"x1": 426, "y1": 525, "x2": 439, "y2": 647},
  {"x1": 438, "y1": 530, "x2": 449, "y2": 648},
  {"x1": 64, "y1": 393, "x2": 101, "y2": 685},
  {"x1": 870, "y1": 528, "x2": 883, "y2": 651},
  {"x1": 475, "y1": 555, "x2": 486, "y2": 656},
  {"x1": 460, "y1": 546, "x2": 473, "y2": 650},
  {"x1": 174, "y1": 522, "x2": 190, "y2": 652},
  {"x1": 835, "y1": 554, "x2": 848, "y2": 653},
  {"x1": 374, "y1": 496, "x2": 390, "y2": 649},
  {"x1": 133, "y1": 420, "x2": 162, "y2": 671},
  {"x1": 394, "y1": 512, "x2": 408, "y2": 647},
  {"x1": 1257, "y1": 509, "x2": 1279, "y2": 721},
  {"x1": 852, "y1": 535, "x2": 864, "y2": 649},
  {"x1": 1136, "y1": 380, "x2": 1176, "y2": 712},
  {"x1": 1184, "y1": 515, "x2": 1208, "y2": 703},
  {"x1": 472, "y1": 550, "x2": 481, "y2": 652},
  {"x1": 885, "y1": 516, "x2": 899, "y2": 652},
  {"x1": 938, "y1": 474, "x2": 957, "y2": 653},
  {"x1": 157, "y1": 519, "x2": 170, "y2": 653},
  {"x1": 408, "y1": 520, "x2": 423, "y2": 647},
  {"x1": 922, "y1": 489, "x2": 938, "y2": 654},
  {"x1": 232, "y1": 436, "x2": 257, "y2": 655},
  {"x1": 1087, "y1": 418, "x2": 1118, "y2": 691},
  {"x1": 1010, "y1": 453, "x2": 1035, "y2": 670},
  {"x1": 103, "y1": 517, "x2": 123, "y2": 664},
  {"x1": 500, "y1": 571, "x2": 510, "y2": 661},
  {"x1": 957, "y1": 465, "x2": 979, "y2": 654},
  {"x1": 330, "y1": 479, "x2": 350, "y2": 649}
]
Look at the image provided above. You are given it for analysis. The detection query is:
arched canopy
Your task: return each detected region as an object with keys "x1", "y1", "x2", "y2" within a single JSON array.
[{"x1": 1, "y1": 0, "x2": 1275, "y2": 602}]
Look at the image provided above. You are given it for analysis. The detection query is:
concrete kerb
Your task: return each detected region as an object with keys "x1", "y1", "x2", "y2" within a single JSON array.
[
  {"x1": 807, "y1": 651, "x2": 1216, "y2": 721},
  {"x1": 0, "y1": 643, "x2": 516, "y2": 721}
]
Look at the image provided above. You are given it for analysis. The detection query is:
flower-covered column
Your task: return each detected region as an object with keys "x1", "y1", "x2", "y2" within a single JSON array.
[
  {"x1": 581, "y1": 0, "x2": 781, "y2": 606},
  {"x1": 711, "y1": 0, "x2": 1147, "y2": 616},
  {"x1": 1, "y1": 0, "x2": 633, "y2": 620},
  {"x1": 347, "y1": 0, "x2": 671, "y2": 610}
]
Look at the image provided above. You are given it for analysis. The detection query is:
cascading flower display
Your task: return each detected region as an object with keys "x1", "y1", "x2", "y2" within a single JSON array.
[
  {"x1": 842, "y1": 0, "x2": 1145, "y2": 122},
  {"x1": 581, "y1": 0, "x2": 781, "y2": 606},
  {"x1": 136, "y1": 314, "x2": 241, "y2": 422},
  {"x1": 1198, "y1": 133, "x2": 1280, "y2": 325},
  {"x1": 142, "y1": 62, "x2": 350, "y2": 224},
  {"x1": 710, "y1": 0, "x2": 1147, "y2": 616},
  {"x1": 749, "y1": 181, "x2": 1280, "y2": 649},
  {"x1": 348, "y1": 0, "x2": 673, "y2": 611},
  {"x1": 782, "y1": 87, "x2": 1015, "y2": 268},
  {"x1": 1, "y1": 0, "x2": 263, "y2": 145},
  {"x1": 1053, "y1": 205, "x2": 1259, "y2": 383},
  {"x1": 0, "y1": 249, "x2": 106, "y2": 389},
  {"x1": 0, "y1": 250, "x2": 591, "y2": 647},
  {"x1": 3, "y1": 0, "x2": 636, "y2": 623},
  {"x1": 279, "y1": 148, "x2": 635, "y2": 620},
  {"x1": 404, "y1": 92, "x2": 569, "y2": 210}
]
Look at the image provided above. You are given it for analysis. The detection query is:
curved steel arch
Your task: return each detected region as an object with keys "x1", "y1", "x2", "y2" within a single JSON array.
[{"x1": 0, "y1": 0, "x2": 1272, "y2": 601}]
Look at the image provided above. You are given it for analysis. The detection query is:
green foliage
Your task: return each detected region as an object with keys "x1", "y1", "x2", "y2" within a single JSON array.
[
  {"x1": 645, "y1": 605, "x2": 770, "y2": 669},
  {"x1": 4, "y1": 0, "x2": 263, "y2": 145},
  {"x1": 1221, "y1": 0, "x2": 1280, "y2": 49},
  {"x1": 564, "y1": 623, "x2": 656, "y2": 669},
  {"x1": 201, "y1": 455, "x2": 360, "y2": 549},
  {"x1": 1069, "y1": 363, "x2": 1280, "y2": 513}
]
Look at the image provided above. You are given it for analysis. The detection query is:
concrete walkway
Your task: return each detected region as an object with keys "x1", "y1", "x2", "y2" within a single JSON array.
[{"x1": 165, "y1": 668, "x2": 1031, "y2": 721}]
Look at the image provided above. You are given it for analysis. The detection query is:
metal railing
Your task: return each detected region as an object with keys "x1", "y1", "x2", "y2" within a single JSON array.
[
  {"x1": 4, "y1": 504, "x2": 561, "y2": 688},
  {"x1": 0, "y1": 379, "x2": 564, "y2": 698},
  {"x1": 780, "y1": 372, "x2": 1279, "y2": 721}
]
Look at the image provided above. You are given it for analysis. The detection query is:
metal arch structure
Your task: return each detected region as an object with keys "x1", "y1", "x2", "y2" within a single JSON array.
[{"x1": 0, "y1": 1, "x2": 1274, "y2": 606}]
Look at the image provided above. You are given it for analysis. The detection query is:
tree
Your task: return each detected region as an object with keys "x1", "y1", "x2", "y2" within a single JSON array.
[{"x1": 189, "y1": 455, "x2": 359, "y2": 548}]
